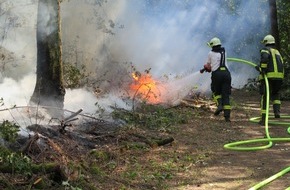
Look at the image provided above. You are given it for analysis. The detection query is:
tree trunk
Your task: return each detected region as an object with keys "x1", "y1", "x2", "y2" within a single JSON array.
[
  {"x1": 30, "y1": 0, "x2": 65, "y2": 118},
  {"x1": 269, "y1": 0, "x2": 280, "y2": 49}
]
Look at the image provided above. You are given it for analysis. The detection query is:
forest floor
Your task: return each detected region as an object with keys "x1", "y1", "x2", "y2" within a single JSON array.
[{"x1": 1, "y1": 89, "x2": 290, "y2": 190}]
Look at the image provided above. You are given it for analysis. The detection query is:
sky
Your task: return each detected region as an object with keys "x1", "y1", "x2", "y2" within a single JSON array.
[{"x1": 0, "y1": 0, "x2": 271, "y2": 124}]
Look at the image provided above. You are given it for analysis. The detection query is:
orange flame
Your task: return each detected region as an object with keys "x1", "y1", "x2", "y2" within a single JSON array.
[{"x1": 130, "y1": 72, "x2": 161, "y2": 104}]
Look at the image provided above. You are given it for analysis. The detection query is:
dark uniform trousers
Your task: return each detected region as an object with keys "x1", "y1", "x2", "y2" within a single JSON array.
[
  {"x1": 211, "y1": 67, "x2": 232, "y2": 119},
  {"x1": 259, "y1": 79, "x2": 282, "y2": 121}
]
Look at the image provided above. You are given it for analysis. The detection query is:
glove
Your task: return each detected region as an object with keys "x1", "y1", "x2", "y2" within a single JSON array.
[
  {"x1": 200, "y1": 64, "x2": 211, "y2": 73},
  {"x1": 203, "y1": 64, "x2": 211, "y2": 72},
  {"x1": 200, "y1": 68, "x2": 206, "y2": 73}
]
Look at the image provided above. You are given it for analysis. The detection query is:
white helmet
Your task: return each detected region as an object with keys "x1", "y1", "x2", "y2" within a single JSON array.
[
  {"x1": 261, "y1": 35, "x2": 275, "y2": 45},
  {"x1": 207, "y1": 37, "x2": 221, "y2": 48}
]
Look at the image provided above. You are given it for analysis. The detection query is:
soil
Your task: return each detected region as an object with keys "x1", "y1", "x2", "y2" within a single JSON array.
[
  {"x1": 1, "y1": 89, "x2": 290, "y2": 190},
  {"x1": 183, "y1": 89, "x2": 290, "y2": 190}
]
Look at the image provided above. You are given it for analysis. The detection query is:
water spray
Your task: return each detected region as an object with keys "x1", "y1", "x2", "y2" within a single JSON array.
[{"x1": 224, "y1": 57, "x2": 290, "y2": 190}]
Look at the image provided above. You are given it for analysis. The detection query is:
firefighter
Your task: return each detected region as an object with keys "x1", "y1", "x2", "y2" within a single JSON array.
[
  {"x1": 201, "y1": 37, "x2": 232, "y2": 122},
  {"x1": 255, "y1": 34, "x2": 284, "y2": 125}
]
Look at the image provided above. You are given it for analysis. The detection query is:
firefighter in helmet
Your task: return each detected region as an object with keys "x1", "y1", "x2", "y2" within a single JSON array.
[
  {"x1": 255, "y1": 34, "x2": 284, "y2": 125},
  {"x1": 201, "y1": 37, "x2": 232, "y2": 122}
]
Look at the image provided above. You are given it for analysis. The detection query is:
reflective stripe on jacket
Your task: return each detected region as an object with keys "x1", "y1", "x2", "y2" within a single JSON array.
[{"x1": 259, "y1": 47, "x2": 284, "y2": 80}]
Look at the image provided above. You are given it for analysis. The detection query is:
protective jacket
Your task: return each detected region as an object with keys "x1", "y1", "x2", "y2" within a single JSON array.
[{"x1": 258, "y1": 45, "x2": 284, "y2": 81}]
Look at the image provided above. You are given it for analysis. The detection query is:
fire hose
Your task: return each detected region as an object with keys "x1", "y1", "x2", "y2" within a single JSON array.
[{"x1": 224, "y1": 58, "x2": 290, "y2": 190}]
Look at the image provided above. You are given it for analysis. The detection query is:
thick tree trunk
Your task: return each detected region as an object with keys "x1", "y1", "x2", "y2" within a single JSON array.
[
  {"x1": 30, "y1": 0, "x2": 65, "y2": 118},
  {"x1": 269, "y1": 0, "x2": 280, "y2": 49}
]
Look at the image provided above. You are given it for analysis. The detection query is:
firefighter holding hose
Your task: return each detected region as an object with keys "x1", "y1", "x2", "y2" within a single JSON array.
[
  {"x1": 255, "y1": 34, "x2": 284, "y2": 125},
  {"x1": 200, "y1": 37, "x2": 232, "y2": 122}
]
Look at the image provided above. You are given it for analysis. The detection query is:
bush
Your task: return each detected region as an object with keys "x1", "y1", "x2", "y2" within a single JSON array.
[{"x1": 0, "y1": 120, "x2": 20, "y2": 143}]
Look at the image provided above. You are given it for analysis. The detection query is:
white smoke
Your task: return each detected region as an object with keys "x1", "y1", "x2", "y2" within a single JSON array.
[
  {"x1": 37, "y1": 1, "x2": 58, "y2": 37},
  {"x1": 0, "y1": 1, "x2": 37, "y2": 79},
  {"x1": 61, "y1": 0, "x2": 270, "y2": 106},
  {"x1": 0, "y1": 0, "x2": 270, "y2": 120}
]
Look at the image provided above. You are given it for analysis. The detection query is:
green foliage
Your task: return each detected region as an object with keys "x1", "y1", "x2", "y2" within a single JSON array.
[
  {"x1": 277, "y1": 0, "x2": 290, "y2": 99},
  {"x1": 0, "y1": 148, "x2": 32, "y2": 176},
  {"x1": 242, "y1": 78, "x2": 259, "y2": 92},
  {"x1": 0, "y1": 145, "x2": 11, "y2": 158},
  {"x1": 7, "y1": 153, "x2": 32, "y2": 176},
  {"x1": 89, "y1": 149, "x2": 110, "y2": 161},
  {"x1": 62, "y1": 181, "x2": 82, "y2": 190},
  {"x1": 0, "y1": 120, "x2": 20, "y2": 143},
  {"x1": 112, "y1": 103, "x2": 191, "y2": 129},
  {"x1": 63, "y1": 63, "x2": 87, "y2": 88},
  {"x1": 89, "y1": 165, "x2": 106, "y2": 176},
  {"x1": 0, "y1": 119, "x2": 32, "y2": 177}
]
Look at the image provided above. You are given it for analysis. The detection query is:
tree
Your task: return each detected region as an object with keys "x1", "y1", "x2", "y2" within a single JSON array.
[
  {"x1": 30, "y1": 0, "x2": 65, "y2": 118},
  {"x1": 276, "y1": 0, "x2": 290, "y2": 99},
  {"x1": 269, "y1": 0, "x2": 280, "y2": 49}
]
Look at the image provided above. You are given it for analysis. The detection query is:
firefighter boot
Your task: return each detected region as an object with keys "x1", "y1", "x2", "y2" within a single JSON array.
[
  {"x1": 214, "y1": 98, "x2": 223, "y2": 116},
  {"x1": 273, "y1": 104, "x2": 280, "y2": 118},
  {"x1": 224, "y1": 109, "x2": 231, "y2": 122},
  {"x1": 258, "y1": 114, "x2": 266, "y2": 125}
]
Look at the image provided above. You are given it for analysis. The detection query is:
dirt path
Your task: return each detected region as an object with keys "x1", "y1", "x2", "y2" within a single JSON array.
[{"x1": 177, "y1": 89, "x2": 290, "y2": 190}]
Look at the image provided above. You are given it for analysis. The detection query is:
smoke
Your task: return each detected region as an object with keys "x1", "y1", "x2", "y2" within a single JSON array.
[
  {"x1": 37, "y1": 1, "x2": 58, "y2": 38},
  {"x1": 0, "y1": 0, "x2": 270, "y2": 120},
  {"x1": 0, "y1": 1, "x2": 37, "y2": 81},
  {"x1": 61, "y1": 0, "x2": 270, "y2": 106},
  {"x1": 106, "y1": 0, "x2": 269, "y2": 87}
]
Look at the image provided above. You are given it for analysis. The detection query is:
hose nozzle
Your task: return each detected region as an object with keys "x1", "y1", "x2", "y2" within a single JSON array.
[{"x1": 200, "y1": 68, "x2": 206, "y2": 73}]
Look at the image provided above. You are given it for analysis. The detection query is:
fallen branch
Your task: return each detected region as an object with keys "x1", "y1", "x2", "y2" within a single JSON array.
[
  {"x1": 0, "y1": 105, "x2": 104, "y2": 122},
  {"x1": 132, "y1": 133, "x2": 174, "y2": 147},
  {"x1": 155, "y1": 137, "x2": 174, "y2": 146},
  {"x1": 21, "y1": 133, "x2": 40, "y2": 153},
  {"x1": 63, "y1": 109, "x2": 83, "y2": 123},
  {"x1": 21, "y1": 132, "x2": 67, "y2": 164}
]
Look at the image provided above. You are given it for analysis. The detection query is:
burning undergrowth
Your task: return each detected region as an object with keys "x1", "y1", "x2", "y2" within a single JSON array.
[
  {"x1": 129, "y1": 67, "x2": 166, "y2": 106},
  {"x1": 127, "y1": 64, "x2": 197, "y2": 107},
  {"x1": 0, "y1": 63, "x2": 215, "y2": 189}
]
